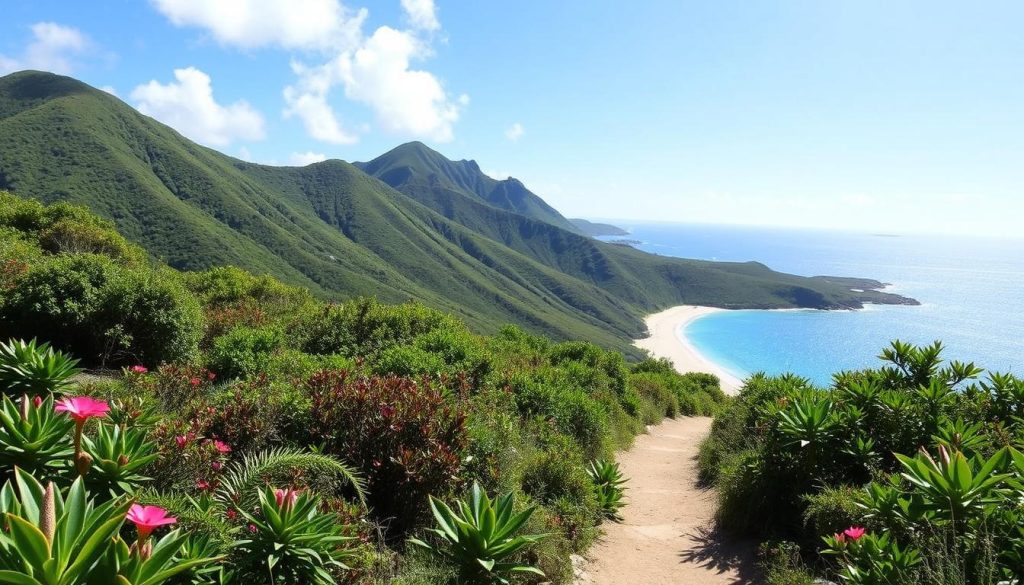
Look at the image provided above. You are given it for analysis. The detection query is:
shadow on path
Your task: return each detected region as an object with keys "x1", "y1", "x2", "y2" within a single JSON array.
[{"x1": 679, "y1": 524, "x2": 761, "y2": 584}]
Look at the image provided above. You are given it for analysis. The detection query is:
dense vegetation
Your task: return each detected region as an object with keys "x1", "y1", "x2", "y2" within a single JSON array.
[
  {"x1": 0, "y1": 194, "x2": 727, "y2": 583},
  {"x1": 0, "y1": 71, "x2": 916, "y2": 358},
  {"x1": 699, "y1": 340, "x2": 1024, "y2": 584}
]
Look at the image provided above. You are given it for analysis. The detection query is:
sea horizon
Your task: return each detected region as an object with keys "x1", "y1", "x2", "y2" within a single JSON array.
[{"x1": 605, "y1": 221, "x2": 1024, "y2": 386}]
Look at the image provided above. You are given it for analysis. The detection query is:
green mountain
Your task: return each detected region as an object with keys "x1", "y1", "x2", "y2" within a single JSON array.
[
  {"x1": 569, "y1": 219, "x2": 630, "y2": 237},
  {"x1": 354, "y1": 142, "x2": 582, "y2": 233},
  {"x1": 0, "y1": 71, "x2": 917, "y2": 355}
]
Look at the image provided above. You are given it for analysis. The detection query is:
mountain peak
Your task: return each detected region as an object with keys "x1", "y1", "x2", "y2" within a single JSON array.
[{"x1": 0, "y1": 70, "x2": 96, "y2": 106}]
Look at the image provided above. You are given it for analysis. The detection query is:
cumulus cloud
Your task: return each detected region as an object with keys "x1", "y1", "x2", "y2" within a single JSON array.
[
  {"x1": 0, "y1": 22, "x2": 91, "y2": 75},
  {"x1": 131, "y1": 67, "x2": 266, "y2": 147},
  {"x1": 401, "y1": 0, "x2": 440, "y2": 32},
  {"x1": 289, "y1": 151, "x2": 328, "y2": 165},
  {"x1": 151, "y1": 0, "x2": 366, "y2": 51},
  {"x1": 505, "y1": 122, "x2": 524, "y2": 142},
  {"x1": 150, "y1": 0, "x2": 464, "y2": 145}
]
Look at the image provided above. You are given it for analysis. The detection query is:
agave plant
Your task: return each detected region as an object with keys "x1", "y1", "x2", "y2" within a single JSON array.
[
  {"x1": 0, "y1": 338, "x2": 81, "y2": 397},
  {"x1": 83, "y1": 422, "x2": 159, "y2": 497},
  {"x1": 0, "y1": 394, "x2": 74, "y2": 478},
  {"x1": 822, "y1": 528, "x2": 921, "y2": 585},
  {"x1": 234, "y1": 486, "x2": 357, "y2": 585},
  {"x1": 587, "y1": 459, "x2": 628, "y2": 521},
  {"x1": 409, "y1": 482, "x2": 547, "y2": 584},
  {"x1": 775, "y1": 392, "x2": 837, "y2": 449},
  {"x1": 895, "y1": 445, "x2": 1010, "y2": 526}
]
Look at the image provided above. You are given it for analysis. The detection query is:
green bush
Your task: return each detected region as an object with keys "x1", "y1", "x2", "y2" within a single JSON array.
[
  {"x1": 372, "y1": 345, "x2": 445, "y2": 377},
  {"x1": 208, "y1": 325, "x2": 286, "y2": 380}
]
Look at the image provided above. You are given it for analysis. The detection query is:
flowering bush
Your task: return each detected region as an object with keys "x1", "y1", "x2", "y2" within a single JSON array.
[{"x1": 306, "y1": 370, "x2": 469, "y2": 536}]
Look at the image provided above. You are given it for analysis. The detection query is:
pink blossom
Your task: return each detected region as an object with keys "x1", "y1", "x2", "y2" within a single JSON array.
[
  {"x1": 130, "y1": 365, "x2": 148, "y2": 374},
  {"x1": 195, "y1": 479, "x2": 211, "y2": 491},
  {"x1": 207, "y1": 372, "x2": 217, "y2": 381},
  {"x1": 32, "y1": 395, "x2": 43, "y2": 408},
  {"x1": 843, "y1": 526, "x2": 866, "y2": 541},
  {"x1": 226, "y1": 508, "x2": 237, "y2": 521},
  {"x1": 174, "y1": 435, "x2": 188, "y2": 449},
  {"x1": 189, "y1": 377, "x2": 201, "y2": 387},
  {"x1": 274, "y1": 487, "x2": 301, "y2": 509},
  {"x1": 248, "y1": 523, "x2": 258, "y2": 534},
  {"x1": 126, "y1": 504, "x2": 176, "y2": 541},
  {"x1": 213, "y1": 440, "x2": 231, "y2": 454},
  {"x1": 54, "y1": 396, "x2": 110, "y2": 423},
  {"x1": 211, "y1": 461, "x2": 223, "y2": 472}
]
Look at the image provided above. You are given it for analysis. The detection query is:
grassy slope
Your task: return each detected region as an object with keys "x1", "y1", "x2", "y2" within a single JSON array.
[{"x1": 0, "y1": 71, "x2": 916, "y2": 356}]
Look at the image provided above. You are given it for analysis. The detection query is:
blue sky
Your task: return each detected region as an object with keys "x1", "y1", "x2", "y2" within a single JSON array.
[{"x1": 1, "y1": 1, "x2": 1021, "y2": 236}]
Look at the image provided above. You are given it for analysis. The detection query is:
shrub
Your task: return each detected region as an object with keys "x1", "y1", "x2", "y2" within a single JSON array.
[
  {"x1": 408, "y1": 482, "x2": 547, "y2": 584},
  {"x1": 628, "y1": 372, "x2": 680, "y2": 418},
  {"x1": 372, "y1": 345, "x2": 445, "y2": 377},
  {"x1": 801, "y1": 486, "x2": 864, "y2": 544},
  {"x1": 94, "y1": 267, "x2": 203, "y2": 365},
  {"x1": 306, "y1": 371, "x2": 469, "y2": 536},
  {"x1": 208, "y1": 325, "x2": 286, "y2": 380},
  {"x1": 0, "y1": 255, "x2": 202, "y2": 366}
]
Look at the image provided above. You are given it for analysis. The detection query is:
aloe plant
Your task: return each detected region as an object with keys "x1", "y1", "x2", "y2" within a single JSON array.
[
  {"x1": 409, "y1": 482, "x2": 547, "y2": 584},
  {"x1": 0, "y1": 339, "x2": 80, "y2": 397},
  {"x1": 776, "y1": 393, "x2": 837, "y2": 448},
  {"x1": 0, "y1": 468, "x2": 129, "y2": 584},
  {"x1": 895, "y1": 445, "x2": 1010, "y2": 526},
  {"x1": 0, "y1": 394, "x2": 74, "y2": 478},
  {"x1": 234, "y1": 486, "x2": 356, "y2": 584},
  {"x1": 587, "y1": 459, "x2": 627, "y2": 521},
  {"x1": 83, "y1": 422, "x2": 158, "y2": 497}
]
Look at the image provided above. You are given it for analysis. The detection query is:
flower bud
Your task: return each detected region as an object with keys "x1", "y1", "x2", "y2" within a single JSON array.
[
  {"x1": 40, "y1": 482, "x2": 56, "y2": 545},
  {"x1": 75, "y1": 451, "x2": 94, "y2": 477}
]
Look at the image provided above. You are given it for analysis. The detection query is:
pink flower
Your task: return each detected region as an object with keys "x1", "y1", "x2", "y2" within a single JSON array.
[
  {"x1": 195, "y1": 479, "x2": 211, "y2": 491},
  {"x1": 379, "y1": 405, "x2": 396, "y2": 418},
  {"x1": 54, "y1": 396, "x2": 110, "y2": 423},
  {"x1": 126, "y1": 504, "x2": 176, "y2": 541},
  {"x1": 843, "y1": 526, "x2": 866, "y2": 541},
  {"x1": 226, "y1": 508, "x2": 237, "y2": 521},
  {"x1": 32, "y1": 395, "x2": 43, "y2": 408},
  {"x1": 211, "y1": 461, "x2": 223, "y2": 472},
  {"x1": 248, "y1": 523, "x2": 258, "y2": 534},
  {"x1": 213, "y1": 440, "x2": 231, "y2": 454},
  {"x1": 207, "y1": 372, "x2": 217, "y2": 381},
  {"x1": 189, "y1": 377, "x2": 201, "y2": 387},
  {"x1": 274, "y1": 487, "x2": 301, "y2": 509},
  {"x1": 130, "y1": 365, "x2": 148, "y2": 374},
  {"x1": 175, "y1": 435, "x2": 188, "y2": 449}
]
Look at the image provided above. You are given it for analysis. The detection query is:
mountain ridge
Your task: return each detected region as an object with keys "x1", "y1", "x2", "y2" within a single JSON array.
[{"x1": 0, "y1": 70, "x2": 918, "y2": 356}]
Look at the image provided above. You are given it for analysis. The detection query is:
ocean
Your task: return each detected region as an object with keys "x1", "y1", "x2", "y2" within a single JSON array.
[{"x1": 604, "y1": 223, "x2": 1024, "y2": 386}]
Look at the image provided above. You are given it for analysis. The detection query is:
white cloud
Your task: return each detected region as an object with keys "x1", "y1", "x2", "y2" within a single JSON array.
[
  {"x1": 100, "y1": 85, "x2": 119, "y2": 97},
  {"x1": 283, "y1": 75, "x2": 359, "y2": 144},
  {"x1": 151, "y1": 0, "x2": 366, "y2": 51},
  {"x1": 151, "y1": 0, "x2": 464, "y2": 145},
  {"x1": 237, "y1": 146, "x2": 253, "y2": 161},
  {"x1": 289, "y1": 151, "x2": 328, "y2": 165},
  {"x1": 401, "y1": 0, "x2": 440, "y2": 32},
  {"x1": 505, "y1": 122, "x2": 524, "y2": 142},
  {"x1": 0, "y1": 22, "x2": 91, "y2": 75},
  {"x1": 131, "y1": 67, "x2": 266, "y2": 147}
]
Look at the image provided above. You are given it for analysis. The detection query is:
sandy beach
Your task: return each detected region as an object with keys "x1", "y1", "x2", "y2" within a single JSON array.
[{"x1": 633, "y1": 306, "x2": 744, "y2": 395}]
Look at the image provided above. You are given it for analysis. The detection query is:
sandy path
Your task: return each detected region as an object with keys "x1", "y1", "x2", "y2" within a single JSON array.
[
  {"x1": 576, "y1": 417, "x2": 758, "y2": 584},
  {"x1": 633, "y1": 306, "x2": 744, "y2": 395}
]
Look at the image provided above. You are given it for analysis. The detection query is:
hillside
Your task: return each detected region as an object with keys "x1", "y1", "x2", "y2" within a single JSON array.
[
  {"x1": 570, "y1": 219, "x2": 630, "y2": 237},
  {"x1": 0, "y1": 71, "x2": 916, "y2": 355}
]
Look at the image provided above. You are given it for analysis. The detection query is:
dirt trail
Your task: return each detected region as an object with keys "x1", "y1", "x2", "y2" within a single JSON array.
[{"x1": 575, "y1": 416, "x2": 758, "y2": 584}]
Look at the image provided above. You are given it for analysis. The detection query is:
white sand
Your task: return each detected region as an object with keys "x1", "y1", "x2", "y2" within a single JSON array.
[{"x1": 633, "y1": 306, "x2": 744, "y2": 395}]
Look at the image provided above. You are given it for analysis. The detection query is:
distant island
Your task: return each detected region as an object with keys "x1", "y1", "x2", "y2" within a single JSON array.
[{"x1": 569, "y1": 218, "x2": 630, "y2": 237}]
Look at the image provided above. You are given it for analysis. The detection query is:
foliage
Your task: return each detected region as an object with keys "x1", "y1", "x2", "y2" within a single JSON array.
[
  {"x1": 0, "y1": 394, "x2": 74, "y2": 478},
  {"x1": 409, "y1": 482, "x2": 547, "y2": 584},
  {"x1": 701, "y1": 340, "x2": 1024, "y2": 583},
  {"x1": 586, "y1": 459, "x2": 628, "y2": 521},
  {"x1": 234, "y1": 486, "x2": 357, "y2": 585},
  {"x1": 207, "y1": 326, "x2": 285, "y2": 380},
  {"x1": 0, "y1": 338, "x2": 81, "y2": 397}
]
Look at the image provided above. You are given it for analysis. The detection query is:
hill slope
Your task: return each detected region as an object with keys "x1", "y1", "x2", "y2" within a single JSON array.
[{"x1": 0, "y1": 71, "x2": 916, "y2": 355}]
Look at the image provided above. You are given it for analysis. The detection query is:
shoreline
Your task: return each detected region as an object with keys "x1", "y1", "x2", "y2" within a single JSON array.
[{"x1": 633, "y1": 305, "x2": 745, "y2": 395}]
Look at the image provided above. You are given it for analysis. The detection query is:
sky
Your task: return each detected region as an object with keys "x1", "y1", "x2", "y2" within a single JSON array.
[{"x1": 1, "y1": 0, "x2": 1022, "y2": 237}]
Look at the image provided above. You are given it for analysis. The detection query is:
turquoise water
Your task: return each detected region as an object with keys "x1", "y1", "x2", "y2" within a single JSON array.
[{"x1": 605, "y1": 224, "x2": 1024, "y2": 386}]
